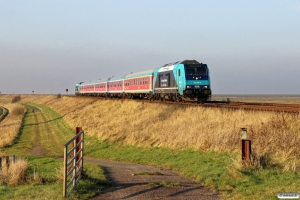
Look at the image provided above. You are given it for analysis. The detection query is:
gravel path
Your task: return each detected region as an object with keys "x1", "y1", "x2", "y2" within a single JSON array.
[{"x1": 85, "y1": 157, "x2": 221, "y2": 200}]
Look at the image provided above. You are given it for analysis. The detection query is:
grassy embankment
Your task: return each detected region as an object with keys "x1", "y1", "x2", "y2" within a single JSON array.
[
  {"x1": 0, "y1": 98, "x2": 108, "y2": 200},
  {"x1": 1, "y1": 94, "x2": 300, "y2": 199}
]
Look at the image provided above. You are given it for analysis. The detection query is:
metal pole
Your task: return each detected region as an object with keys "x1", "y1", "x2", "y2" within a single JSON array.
[
  {"x1": 63, "y1": 146, "x2": 67, "y2": 197},
  {"x1": 76, "y1": 127, "x2": 82, "y2": 171},
  {"x1": 73, "y1": 138, "x2": 77, "y2": 187}
]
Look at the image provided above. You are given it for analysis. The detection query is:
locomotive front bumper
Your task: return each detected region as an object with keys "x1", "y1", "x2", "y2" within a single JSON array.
[{"x1": 184, "y1": 86, "x2": 211, "y2": 96}]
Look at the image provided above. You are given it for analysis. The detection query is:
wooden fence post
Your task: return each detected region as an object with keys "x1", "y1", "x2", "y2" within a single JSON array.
[
  {"x1": 12, "y1": 155, "x2": 16, "y2": 164},
  {"x1": 6, "y1": 156, "x2": 10, "y2": 169},
  {"x1": 240, "y1": 128, "x2": 252, "y2": 165},
  {"x1": 0, "y1": 157, "x2": 2, "y2": 171}
]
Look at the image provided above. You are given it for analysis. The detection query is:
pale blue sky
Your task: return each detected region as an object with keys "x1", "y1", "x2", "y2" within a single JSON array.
[{"x1": 1, "y1": 0, "x2": 299, "y2": 94}]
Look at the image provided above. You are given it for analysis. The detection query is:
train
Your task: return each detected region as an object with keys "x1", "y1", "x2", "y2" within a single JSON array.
[{"x1": 75, "y1": 60, "x2": 211, "y2": 102}]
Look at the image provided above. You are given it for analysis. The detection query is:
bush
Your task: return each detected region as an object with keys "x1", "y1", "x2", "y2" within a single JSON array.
[
  {"x1": 57, "y1": 93, "x2": 62, "y2": 99},
  {"x1": 11, "y1": 106, "x2": 26, "y2": 115},
  {"x1": 11, "y1": 96, "x2": 21, "y2": 103}
]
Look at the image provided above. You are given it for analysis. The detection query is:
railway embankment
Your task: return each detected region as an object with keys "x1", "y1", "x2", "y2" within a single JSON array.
[{"x1": 0, "y1": 94, "x2": 299, "y2": 199}]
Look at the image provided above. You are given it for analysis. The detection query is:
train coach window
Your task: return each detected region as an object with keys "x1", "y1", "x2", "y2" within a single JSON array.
[{"x1": 178, "y1": 69, "x2": 181, "y2": 76}]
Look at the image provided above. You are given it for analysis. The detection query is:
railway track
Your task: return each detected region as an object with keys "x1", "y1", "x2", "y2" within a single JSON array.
[
  {"x1": 156, "y1": 101, "x2": 300, "y2": 113},
  {"x1": 66, "y1": 95, "x2": 300, "y2": 113}
]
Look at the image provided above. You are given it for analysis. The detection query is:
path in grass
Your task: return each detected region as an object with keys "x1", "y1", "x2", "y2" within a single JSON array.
[
  {"x1": 3, "y1": 103, "x2": 73, "y2": 156},
  {"x1": 86, "y1": 157, "x2": 220, "y2": 200}
]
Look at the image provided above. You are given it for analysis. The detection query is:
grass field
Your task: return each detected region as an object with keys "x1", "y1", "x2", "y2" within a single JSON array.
[
  {"x1": 0, "y1": 94, "x2": 300, "y2": 199},
  {"x1": 0, "y1": 99, "x2": 108, "y2": 200}
]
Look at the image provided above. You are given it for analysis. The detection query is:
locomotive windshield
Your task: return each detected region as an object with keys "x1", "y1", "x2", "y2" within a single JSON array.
[{"x1": 185, "y1": 65, "x2": 207, "y2": 76}]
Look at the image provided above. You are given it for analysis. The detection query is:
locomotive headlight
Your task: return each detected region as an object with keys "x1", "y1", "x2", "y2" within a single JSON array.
[
  {"x1": 203, "y1": 86, "x2": 208, "y2": 88},
  {"x1": 187, "y1": 86, "x2": 190, "y2": 88}
]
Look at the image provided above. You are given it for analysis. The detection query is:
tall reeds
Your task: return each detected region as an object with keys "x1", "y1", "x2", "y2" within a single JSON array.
[{"x1": 0, "y1": 158, "x2": 28, "y2": 186}]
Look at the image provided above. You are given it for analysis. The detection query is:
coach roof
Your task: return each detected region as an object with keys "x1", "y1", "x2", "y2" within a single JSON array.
[{"x1": 125, "y1": 69, "x2": 156, "y2": 79}]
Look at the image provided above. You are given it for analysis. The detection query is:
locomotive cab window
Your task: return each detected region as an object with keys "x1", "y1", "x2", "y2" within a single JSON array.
[{"x1": 185, "y1": 65, "x2": 207, "y2": 76}]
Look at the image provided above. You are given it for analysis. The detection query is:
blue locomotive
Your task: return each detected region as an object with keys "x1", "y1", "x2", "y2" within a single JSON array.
[{"x1": 76, "y1": 60, "x2": 211, "y2": 102}]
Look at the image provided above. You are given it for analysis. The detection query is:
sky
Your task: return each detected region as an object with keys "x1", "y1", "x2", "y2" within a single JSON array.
[{"x1": 1, "y1": 0, "x2": 300, "y2": 95}]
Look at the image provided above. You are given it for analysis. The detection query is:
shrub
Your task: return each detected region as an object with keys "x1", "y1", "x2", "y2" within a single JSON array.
[
  {"x1": 11, "y1": 106, "x2": 26, "y2": 115},
  {"x1": 57, "y1": 93, "x2": 62, "y2": 99},
  {"x1": 11, "y1": 96, "x2": 21, "y2": 103}
]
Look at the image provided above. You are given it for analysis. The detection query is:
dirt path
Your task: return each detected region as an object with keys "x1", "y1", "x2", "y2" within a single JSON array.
[{"x1": 86, "y1": 157, "x2": 221, "y2": 200}]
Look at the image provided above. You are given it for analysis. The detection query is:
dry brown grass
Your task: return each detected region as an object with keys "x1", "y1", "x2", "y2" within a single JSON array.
[
  {"x1": 0, "y1": 158, "x2": 28, "y2": 186},
  {"x1": 0, "y1": 102, "x2": 26, "y2": 148},
  {"x1": 1, "y1": 95, "x2": 300, "y2": 169}
]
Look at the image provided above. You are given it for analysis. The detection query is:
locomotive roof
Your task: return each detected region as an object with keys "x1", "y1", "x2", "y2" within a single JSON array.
[{"x1": 161, "y1": 60, "x2": 201, "y2": 67}]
